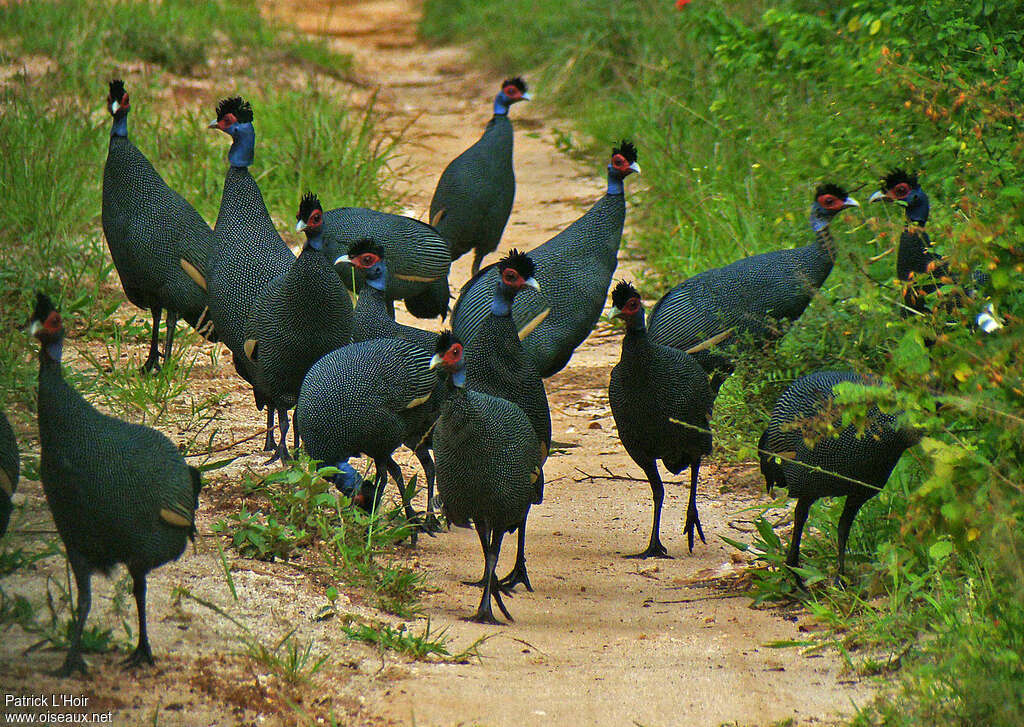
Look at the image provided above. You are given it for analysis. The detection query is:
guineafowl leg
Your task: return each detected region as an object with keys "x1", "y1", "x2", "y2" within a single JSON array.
[
  {"x1": 385, "y1": 457, "x2": 418, "y2": 546},
  {"x1": 470, "y1": 250, "x2": 484, "y2": 278},
  {"x1": 413, "y1": 445, "x2": 442, "y2": 535},
  {"x1": 53, "y1": 551, "x2": 91, "y2": 676},
  {"x1": 683, "y1": 461, "x2": 706, "y2": 553},
  {"x1": 626, "y1": 462, "x2": 671, "y2": 559},
  {"x1": 122, "y1": 570, "x2": 154, "y2": 668},
  {"x1": 498, "y1": 514, "x2": 533, "y2": 592},
  {"x1": 163, "y1": 311, "x2": 178, "y2": 365},
  {"x1": 263, "y1": 408, "x2": 276, "y2": 452},
  {"x1": 264, "y1": 409, "x2": 291, "y2": 465},
  {"x1": 462, "y1": 527, "x2": 490, "y2": 587},
  {"x1": 471, "y1": 524, "x2": 512, "y2": 624},
  {"x1": 836, "y1": 492, "x2": 871, "y2": 579},
  {"x1": 141, "y1": 307, "x2": 163, "y2": 373},
  {"x1": 786, "y1": 497, "x2": 814, "y2": 589}
]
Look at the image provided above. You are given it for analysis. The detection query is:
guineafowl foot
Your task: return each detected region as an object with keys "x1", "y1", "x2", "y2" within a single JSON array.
[
  {"x1": 264, "y1": 441, "x2": 290, "y2": 466},
  {"x1": 263, "y1": 431, "x2": 276, "y2": 452},
  {"x1": 683, "y1": 510, "x2": 706, "y2": 553},
  {"x1": 468, "y1": 608, "x2": 502, "y2": 625},
  {"x1": 121, "y1": 644, "x2": 154, "y2": 669},
  {"x1": 625, "y1": 541, "x2": 671, "y2": 559},
  {"x1": 139, "y1": 355, "x2": 161, "y2": 374},
  {"x1": 462, "y1": 576, "x2": 488, "y2": 588},
  {"x1": 51, "y1": 652, "x2": 87, "y2": 677},
  {"x1": 419, "y1": 512, "x2": 444, "y2": 535},
  {"x1": 498, "y1": 562, "x2": 533, "y2": 592}
]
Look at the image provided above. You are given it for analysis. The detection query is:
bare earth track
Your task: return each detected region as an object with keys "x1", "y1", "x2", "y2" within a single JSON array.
[{"x1": 0, "y1": 1, "x2": 871, "y2": 725}]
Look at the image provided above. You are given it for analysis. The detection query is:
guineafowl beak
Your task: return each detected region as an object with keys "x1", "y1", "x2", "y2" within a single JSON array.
[
  {"x1": 295, "y1": 220, "x2": 308, "y2": 232},
  {"x1": 869, "y1": 190, "x2": 888, "y2": 204},
  {"x1": 522, "y1": 92, "x2": 532, "y2": 101},
  {"x1": 334, "y1": 254, "x2": 351, "y2": 266},
  {"x1": 629, "y1": 162, "x2": 642, "y2": 174},
  {"x1": 428, "y1": 353, "x2": 443, "y2": 370},
  {"x1": 28, "y1": 321, "x2": 41, "y2": 337},
  {"x1": 525, "y1": 277, "x2": 540, "y2": 291},
  {"x1": 207, "y1": 120, "x2": 219, "y2": 129},
  {"x1": 110, "y1": 100, "x2": 120, "y2": 114},
  {"x1": 843, "y1": 196, "x2": 860, "y2": 209}
]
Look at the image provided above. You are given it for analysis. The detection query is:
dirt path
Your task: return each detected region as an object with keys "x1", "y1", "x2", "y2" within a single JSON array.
[
  {"x1": 0, "y1": 2, "x2": 872, "y2": 725},
  {"x1": 276, "y1": 1, "x2": 872, "y2": 725}
]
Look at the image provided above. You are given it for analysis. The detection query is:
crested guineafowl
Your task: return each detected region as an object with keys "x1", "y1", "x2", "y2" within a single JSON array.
[
  {"x1": 0, "y1": 410, "x2": 19, "y2": 538},
  {"x1": 205, "y1": 96, "x2": 296, "y2": 452},
  {"x1": 29, "y1": 294, "x2": 202, "y2": 676},
  {"x1": 429, "y1": 77, "x2": 529, "y2": 276},
  {"x1": 451, "y1": 141, "x2": 640, "y2": 377},
  {"x1": 430, "y1": 333, "x2": 542, "y2": 623},
  {"x1": 869, "y1": 169, "x2": 1003, "y2": 332},
  {"x1": 102, "y1": 80, "x2": 216, "y2": 372},
  {"x1": 242, "y1": 193, "x2": 354, "y2": 463},
  {"x1": 608, "y1": 282, "x2": 714, "y2": 558},
  {"x1": 646, "y1": 184, "x2": 860, "y2": 387},
  {"x1": 463, "y1": 250, "x2": 549, "y2": 591},
  {"x1": 758, "y1": 370, "x2": 920, "y2": 583},
  {"x1": 337, "y1": 240, "x2": 439, "y2": 352},
  {"x1": 318, "y1": 207, "x2": 451, "y2": 320},
  {"x1": 295, "y1": 337, "x2": 442, "y2": 540}
]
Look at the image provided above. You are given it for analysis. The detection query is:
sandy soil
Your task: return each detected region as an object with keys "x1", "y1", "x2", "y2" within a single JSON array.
[{"x1": 1, "y1": 1, "x2": 873, "y2": 725}]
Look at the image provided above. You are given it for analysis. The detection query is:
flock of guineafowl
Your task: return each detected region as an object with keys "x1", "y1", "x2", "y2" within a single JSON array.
[{"x1": 0, "y1": 75, "x2": 1000, "y2": 677}]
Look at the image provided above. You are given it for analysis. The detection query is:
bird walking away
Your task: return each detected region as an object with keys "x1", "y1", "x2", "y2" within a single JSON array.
[
  {"x1": 463, "y1": 250, "x2": 550, "y2": 591},
  {"x1": 451, "y1": 141, "x2": 641, "y2": 377},
  {"x1": 318, "y1": 207, "x2": 451, "y2": 320},
  {"x1": 243, "y1": 193, "x2": 354, "y2": 463},
  {"x1": 102, "y1": 80, "x2": 217, "y2": 373},
  {"x1": 758, "y1": 370, "x2": 920, "y2": 584},
  {"x1": 429, "y1": 77, "x2": 529, "y2": 276},
  {"x1": 647, "y1": 184, "x2": 860, "y2": 387},
  {"x1": 430, "y1": 333, "x2": 542, "y2": 623},
  {"x1": 0, "y1": 410, "x2": 19, "y2": 538},
  {"x1": 206, "y1": 95, "x2": 296, "y2": 452},
  {"x1": 608, "y1": 281, "x2": 714, "y2": 558},
  {"x1": 29, "y1": 293, "x2": 202, "y2": 676},
  {"x1": 295, "y1": 336, "x2": 441, "y2": 541},
  {"x1": 869, "y1": 169, "x2": 1003, "y2": 331}
]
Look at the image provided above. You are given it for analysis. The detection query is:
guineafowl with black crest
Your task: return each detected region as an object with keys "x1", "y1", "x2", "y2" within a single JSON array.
[
  {"x1": 647, "y1": 184, "x2": 860, "y2": 387},
  {"x1": 869, "y1": 169, "x2": 1002, "y2": 331},
  {"x1": 295, "y1": 335, "x2": 442, "y2": 540},
  {"x1": 608, "y1": 281, "x2": 713, "y2": 558},
  {"x1": 451, "y1": 141, "x2": 640, "y2": 377},
  {"x1": 29, "y1": 293, "x2": 202, "y2": 676},
  {"x1": 758, "y1": 371, "x2": 920, "y2": 584},
  {"x1": 206, "y1": 96, "x2": 296, "y2": 452},
  {"x1": 242, "y1": 193, "x2": 354, "y2": 463},
  {"x1": 430, "y1": 332, "x2": 542, "y2": 623},
  {"x1": 0, "y1": 410, "x2": 19, "y2": 538},
  {"x1": 429, "y1": 77, "x2": 529, "y2": 276},
  {"x1": 462, "y1": 249, "x2": 549, "y2": 591},
  {"x1": 102, "y1": 80, "x2": 216, "y2": 372}
]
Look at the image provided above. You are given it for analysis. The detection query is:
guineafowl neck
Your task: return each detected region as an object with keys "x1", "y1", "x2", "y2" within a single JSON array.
[
  {"x1": 227, "y1": 124, "x2": 255, "y2": 167},
  {"x1": 490, "y1": 283, "x2": 515, "y2": 316},
  {"x1": 620, "y1": 326, "x2": 654, "y2": 380},
  {"x1": 110, "y1": 114, "x2": 128, "y2": 138},
  {"x1": 493, "y1": 95, "x2": 513, "y2": 115},
  {"x1": 606, "y1": 169, "x2": 627, "y2": 196},
  {"x1": 814, "y1": 226, "x2": 838, "y2": 262}
]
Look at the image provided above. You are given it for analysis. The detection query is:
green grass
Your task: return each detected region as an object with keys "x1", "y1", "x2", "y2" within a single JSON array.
[
  {"x1": 341, "y1": 617, "x2": 487, "y2": 662},
  {"x1": 420, "y1": 1, "x2": 1024, "y2": 724}
]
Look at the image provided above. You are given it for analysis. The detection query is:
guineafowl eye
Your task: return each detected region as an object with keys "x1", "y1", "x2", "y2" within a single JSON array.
[{"x1": 356, "y1": 253, "x2": 380, "y2": 269}]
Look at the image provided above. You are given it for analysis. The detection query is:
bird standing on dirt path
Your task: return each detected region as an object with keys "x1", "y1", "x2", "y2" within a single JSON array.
[
  {"x1": 206, "y1": 96, "x2": 296, "y2": 453},
  {"x1": 0, "y1": 410, "x2": 19, "y2": 538},
  {"x1": 30, "y1": 293, "x2": 202, "y2": 676},
  {"x1": 452, "y1": 141, "x2": 640, "y2": 377},
  {"x1": 608, "y1": 281, "x2": 714, "y2": 558},
  {"x1": 758, "y1": 370, "x2": 920, "y2": 583},
  {"x1": 463, "y1": 250, "x2": 550, "y2": 591},
  {"x1": 429, "y1": 77, "x2": 529, "y2": 276},
  {"x1": 242, "y1": 193, "x2": 354, "y2": 463},
  {"x1": 102, "y1": 80, "x2": 216, "y2": 372},
  {"x1": 647, "y1": 184, "x2": 860, "y2": 388},
  {"x1": 431, "y1": 333, "x2": 541, "y2": 623}
]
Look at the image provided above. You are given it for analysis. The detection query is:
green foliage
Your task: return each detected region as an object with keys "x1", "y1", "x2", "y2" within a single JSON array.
[
  {"x1": 423, "y1": 0, "x2": 1024, "y2": 722},
  {"x1": 340, "y1": 617, "x2": 485, "y2": 662},
  {"x1": 213, "y1": 454, "x2": 423, "y2": 616}
]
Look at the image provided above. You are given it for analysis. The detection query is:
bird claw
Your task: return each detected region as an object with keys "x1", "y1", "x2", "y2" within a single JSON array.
[
  {"x1": 468, "y1": 610, "x2": 503, "y2": 626},
  {"x1": 51, "y1": 653, "x2": 87, "y2": 678},
  {"x1": 625, "y1": 542, "x2": 671, "y2": 559},
  {"x1": 498, "y1": 563, "x2": 533, "y2": 592},
  {"x1": 121, "y1": 646, "x2": 154, "y2": 669},
  {"x1": 683, "y1": 511, "x2": 706, "y2": 553}
]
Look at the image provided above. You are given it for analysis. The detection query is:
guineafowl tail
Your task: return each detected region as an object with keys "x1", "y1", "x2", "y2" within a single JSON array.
[{"x1": 758, "y1": 429, "x2": 786, "y2": 495}]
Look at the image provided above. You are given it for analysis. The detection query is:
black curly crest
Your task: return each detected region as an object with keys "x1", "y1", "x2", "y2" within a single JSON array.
[
  {"x1": 435, "y1": 330, "x2": 460, "y2": 354},
  {"x1": 297, "y1": 192, "x2": 321, "y2": 222},
  {"x1": 502, "y1": 77, "x2": 527, "y2": 93},
  {"x1": 346, "y1": 238, "x2": 382, "y2": 258},
  {"x1": 881, "y1": 168, "x2": 918, "y2": 191},
  {"x1": 613, "y1": 140, "x2": 638, "y2": 163},
  {"x1": 31, "y1": 292, "x2": 57, "y2": 324},
  {"x1": 108, "y1": 79, "x2": 126, "y2": 99},
  {"x1": 815, "y1": 182, "x2": 849, "y2": 200},
  {"x1": 215, "y1": 96, "x2": 253, "y2": 123},
  {"x1": 611, "y1": 280, "x2": 641, "y2": 310},
  {"x1": 497, "y1": 248, "x2": 535, "y2": 279}
]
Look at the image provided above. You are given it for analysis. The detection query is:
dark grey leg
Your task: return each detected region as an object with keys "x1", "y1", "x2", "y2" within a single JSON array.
[
  {"x1": 626, "y1": 462, "x2": 670, "y2": 559},
  {"x1": 54, "y1": 550, "x2": 91, "y2": 677},
  {"x1": 122, "y1": 570, "x2": 154, "y2": 668},
  {"x1": 470, "y1": 250, "x2": 484, "y2": 277},
  {"x1": 263, "y1": 408, "x2": 276, "y2": 452},
  {"x1": 141, "y1": 307, "x2": 163, "y2": 373},
  {"x1": 265, "y1": 409, "x2": 291, "y2": 464},
  {"x1": 498, "y1": 514, "x2": 533, "y2": 592},
  {"x1": 787, "y1": 497, "x2": 815, "y2": 590},
  {"x1": 385, "y1": 457, "x2": 417, "y2": 546},
  {"x1": 163, "y1": 311, "x2": 178, "y2": 364},
  {"x1": 836, "y1": 493, "x2": 871, "y2": 578},
  {"x1": 683, "y1": 460, "x2": 706, "y2": 552},
  {"x1": 413, "y1": 445, "x2": 441, "y2": 535}
]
